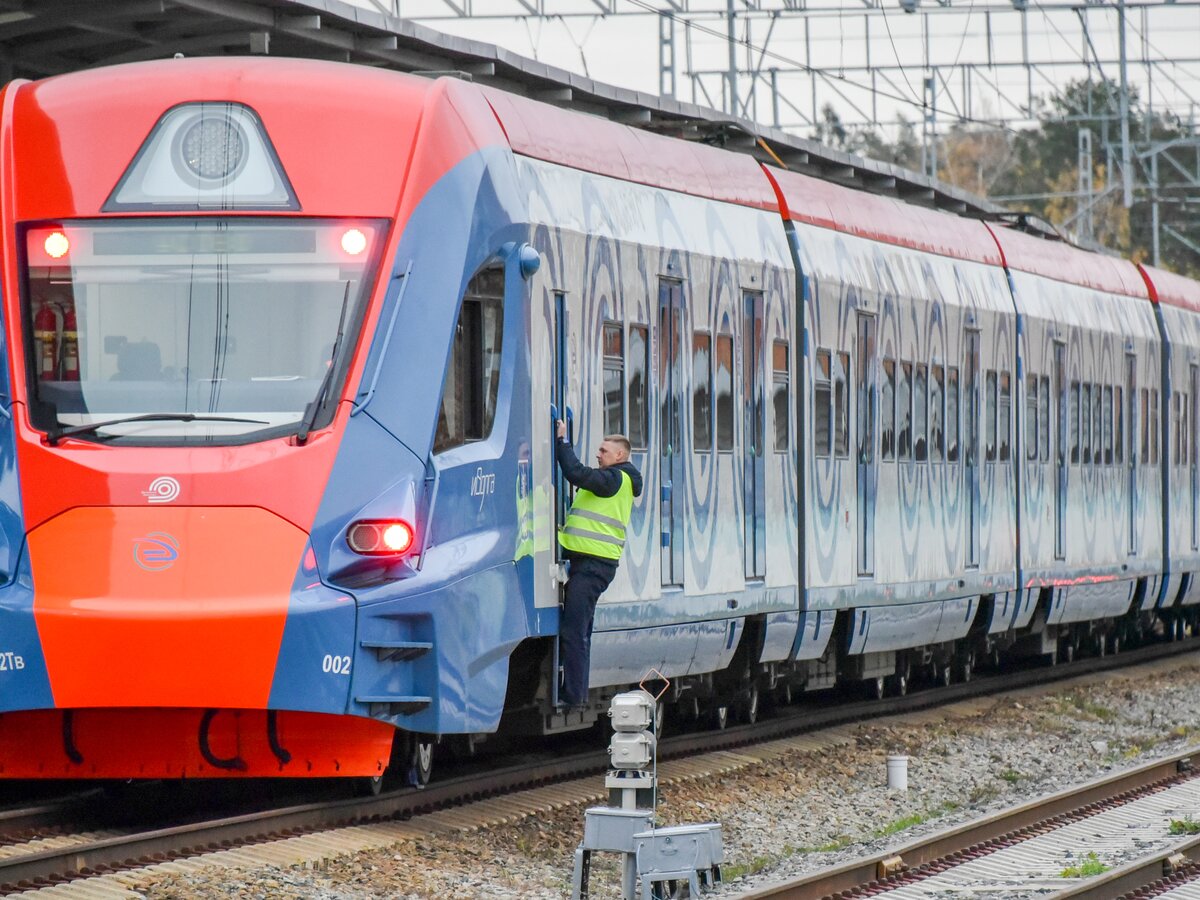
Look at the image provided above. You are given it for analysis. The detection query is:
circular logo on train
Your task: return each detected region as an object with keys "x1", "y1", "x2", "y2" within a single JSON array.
[
  {"x1": 142, "y1": 476, "x2": 180, "y2": 504},
  {"x1": 133, "y1": 532, "x2": 180, "y2": 572}
]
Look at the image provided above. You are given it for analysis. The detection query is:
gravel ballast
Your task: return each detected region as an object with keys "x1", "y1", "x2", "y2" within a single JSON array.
[{"x1": 128, "y1": 656, "x2": 1200, "y2": 899}]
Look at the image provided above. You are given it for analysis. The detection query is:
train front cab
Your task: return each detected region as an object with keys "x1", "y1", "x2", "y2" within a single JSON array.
[{"x1": 0, "y1": 59, "x2": 550, "y2": 781}]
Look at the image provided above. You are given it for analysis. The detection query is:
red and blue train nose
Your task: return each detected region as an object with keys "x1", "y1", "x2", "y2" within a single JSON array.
[{"x1": 29, "y1": 505, "x2": 305, "y2": 708}]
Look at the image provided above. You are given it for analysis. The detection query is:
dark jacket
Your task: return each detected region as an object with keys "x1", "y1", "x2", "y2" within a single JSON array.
[
  {"x1": 556, "y1": 438, "x2": 643, "y2": 564},
  {"x1": 555, "y1": 438, "x2": 643, "y2": 500}
]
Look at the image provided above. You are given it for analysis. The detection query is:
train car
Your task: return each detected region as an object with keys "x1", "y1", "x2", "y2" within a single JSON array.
[{"x1": 0, "y1": 56, "x2": 1195, "y2": 786}]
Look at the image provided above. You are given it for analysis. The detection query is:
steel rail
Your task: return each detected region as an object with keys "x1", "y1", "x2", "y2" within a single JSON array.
[
  {"x1": 1051, "y1": 833, "x2": 1200, "y2": 898},
  {"x1": 737, "y1": 750, "x2": 1198, "y2": 899},
  {"x1": 0, "y1": 638, "x2": 1196, "y2": 893}
]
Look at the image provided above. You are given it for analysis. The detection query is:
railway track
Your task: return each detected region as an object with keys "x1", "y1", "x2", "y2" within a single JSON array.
[
  {"x1": 739, "y1": 747, "x2": 1200, "y2": 898},
  {"x1": 2, "y1": 636, "x2": 1197, "y2": 895}
]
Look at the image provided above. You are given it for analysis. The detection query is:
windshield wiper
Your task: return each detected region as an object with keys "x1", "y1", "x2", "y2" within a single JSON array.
[
  {"x1": 47, "y1": 413, "x2": 269, "y2": 446},
  {"x1": 296, "y1": 280, "x2": 353, "y2": 446}
]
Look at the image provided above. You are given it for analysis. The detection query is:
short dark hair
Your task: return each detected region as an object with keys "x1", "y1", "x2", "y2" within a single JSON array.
[{"x1": 604, "y1": 434, "x2": 631, "y2": 457}]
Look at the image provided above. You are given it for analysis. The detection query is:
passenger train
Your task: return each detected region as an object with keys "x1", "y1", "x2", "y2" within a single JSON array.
[{"x1": 0, "y1": 56, "x2": 1196, "y2": 784}]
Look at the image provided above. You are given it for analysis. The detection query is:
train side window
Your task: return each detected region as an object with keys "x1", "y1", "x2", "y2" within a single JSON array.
[
  {"x1": 1151, "y1": 388, "x2": 1160, "y2": 464},
  {"x1": 773, "y1": 341, "x2": 791, "y2": 453},
  {"x1": 1069, "y1": 381, "x2": 1081, "y2": 465},
  {"x1": 1091, "y1": 384, "x2": 1102, "y2": 465},
  {"x1": 1103, "y1": 386, "x2": 1114, "y2": 465},
  {"x1": 930, "y1": 364, "x2": 945, "y2": 461},
  {"x1": 434, "y1": 266, "x2": 504, "y2": 453},
  {"x1": 946, "y1": 366, "x2": 960, "y2": 462},
  {"x1": 998, "y1": 370, "x2": 1011, "y2": 462},
  {"x1": 881, "y1": 358, "x2": 896, "y2": 461},
  {"x1": 834, "y1": 350, "x2": 850, "y2": 457},
  {"x1": 1140, "y1": 387, "x2": 1150, "y2": 464},
  {"x1": 1108, "y1": 384, "x2": 1118, "y2": 465},
  {"x1": 1026, "y1": 373, "x2": 1039, "y2": 462},
  {"x1": 814, "y1": 349, "x2": 832, "y2": 458},
  {"x1": 1039, "y1": 376, "x2": 1051, "y2": 462},
  {"x1": 603, "y1": 322, "x2": 625, "y2": 436},
  {"x1": 898, "y1": 361, "x2": 913, "y2": 460},
  {"x1": 985, "y1": 370, "x2": 997, "y2": 462},
  {"x1": 715, "y1": 333, "x2": 734, "y2": 451},
  {"x1": 693, "y1": 332, "x2": 713, "y2": 451},
  {"x1": 628, "y1": 324, "x2": 649, "y2": 450},
  {"x1": 913, "y1": 363, "x2": 928, "y2": 462}
]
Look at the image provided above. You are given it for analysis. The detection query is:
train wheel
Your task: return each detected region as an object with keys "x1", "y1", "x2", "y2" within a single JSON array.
[
  {"x1": 777, "y1": 682, "x2": 794, "y2": 706},
  {"x1": 655, "y1": 701, "x2": 666, "y2": 737},
  {"x1": 938, "y1": 664, "x2": 952, "y2": 687},
  {"x1": 406, "y1": 736, "x2": 435, "y2": 788},
  {"x1": 741, "y1": 684, "x2": 760, "y2": 725},
  {"x1": 1109, "y1": 634, "x2": 1122, "y2": 655},
  {"x1": 958, "y1": 649, "x2": 974, "y2": 683},
  {"x1": 886, "y1": 671, "x2": 908, "y2": 697},
  {"x1": 711, "y1": 704, "x2": 729, "y2": 730},
  {"x1": 869, "y1": 676, "x2": 886, "y2": 700},
  {"x1": 1096, "y1": 634, "x2": 1108, "y2": 657},
  {"x1": 1061, "y1": 639, "x2": 1075, "y2": 664},
  {"x1": 356, "y1": 774, "x2": 385, "y2": 797}
]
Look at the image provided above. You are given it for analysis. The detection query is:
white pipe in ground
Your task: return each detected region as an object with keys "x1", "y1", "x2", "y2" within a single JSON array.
[{"x1": 887, "y1": 755, "x2": 909, "y2": 792}]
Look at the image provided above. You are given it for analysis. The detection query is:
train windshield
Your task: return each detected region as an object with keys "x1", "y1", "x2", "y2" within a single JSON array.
[{"x1": 21, "y1": 218, "x2": 385, "y2": 445}]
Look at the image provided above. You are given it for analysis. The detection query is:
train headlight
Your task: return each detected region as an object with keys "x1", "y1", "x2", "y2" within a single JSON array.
[
  {"x1": 347, "y1": 519, "x2": 415, "y2": 556},
  {"x1": 104, "y1": 101, "x2": 298, "y2": 211},
  {"x1": 44, "y1": 231, "x2": 70, "y2": 259},
  {"x1": 178, "y1": 113, "x2": 247, "y2": 182}
]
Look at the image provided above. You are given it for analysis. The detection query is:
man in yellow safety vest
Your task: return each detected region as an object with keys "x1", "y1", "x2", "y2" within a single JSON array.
[{"x1": 555, "y1": 419, "x2": 643, "y2": 709}]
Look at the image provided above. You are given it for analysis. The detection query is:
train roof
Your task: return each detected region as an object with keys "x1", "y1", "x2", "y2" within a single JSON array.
[
  {"x1": 481, "y1": 87, "x2": 779, "y2": 212},
  {"x1": 987, "y1": 224, "x2": 1150, "y2": 300},
  {"x1": 766, "y1": 167, "x2": 1003, "y2": 265},
  {"x1": 1138, "y1": 263, "x2": 1200, "y2": 314}
]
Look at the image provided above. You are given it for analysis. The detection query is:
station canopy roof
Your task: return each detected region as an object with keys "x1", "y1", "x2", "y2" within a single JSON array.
[{"x1": 0, "y1": 0, "x2": 1003, "y2": 218}]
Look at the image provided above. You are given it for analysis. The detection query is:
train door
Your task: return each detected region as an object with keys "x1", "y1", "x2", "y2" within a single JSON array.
[
  {"x1": 965, "y1": 329, "x2": 981, "y2": 567},
  {"x1": 1127, "y1": 353, "x2": 1137, "y2": 555},
  {"x1": 553, "y1": 291, "x2": 572, "y2": 534},
  {"x1": 551, "y1": 291, "x2": 571, "y2": 706},
  {"x1": 658, "y1": 279, "x2": 685, "y2": 588},
  {"x1": 856, "y1": 314, "x2": 876, "y2": 577},
  {"x1": 1054, "y1": 341, "x2": 1067, "y2": 559},
  {"x1": 1191, "y1": 365, "x2": 1198, "y2": 551},
  {"x1": 743, "y1": 290, "x2": 766, "y2": 580}
]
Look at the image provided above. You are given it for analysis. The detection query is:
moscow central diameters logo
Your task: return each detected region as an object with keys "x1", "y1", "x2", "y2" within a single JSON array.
[{"x1": 133, "y1": 532, "x2": 180, "y2": 571}]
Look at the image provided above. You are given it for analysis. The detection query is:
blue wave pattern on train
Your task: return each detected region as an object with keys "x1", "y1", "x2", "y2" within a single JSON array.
[{"x1": 0, "y1": 57, "x2": 1196, "y2": 781}]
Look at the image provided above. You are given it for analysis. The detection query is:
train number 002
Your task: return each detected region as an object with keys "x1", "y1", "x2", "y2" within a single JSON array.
[{"x1": 322, "y1": 654, "x2": 351, "y2": 675}]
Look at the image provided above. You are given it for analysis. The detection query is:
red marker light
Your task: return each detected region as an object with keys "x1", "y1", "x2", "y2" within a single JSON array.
[
  {"x1": 44, "y1": 231, "x2": 70, "y2": 259},
  {"x1": 381, "y1": 522, "x2": 414, "y2": 554},
  {"x1": 340, "y1": 228, "x2": 367, "y2": 256},
  {"x1": 347, "y1": 519, "x2": 416, "y2": 556}
]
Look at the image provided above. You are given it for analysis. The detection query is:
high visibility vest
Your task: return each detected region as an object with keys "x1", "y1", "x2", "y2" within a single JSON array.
[{"x1": 558, "y1": 471, "x2": 634, "y2": 561}]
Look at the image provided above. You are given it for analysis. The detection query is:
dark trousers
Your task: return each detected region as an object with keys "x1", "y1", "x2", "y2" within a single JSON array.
[{"x1": 560, "y1": 555, "x2": 617, "y2": 706}]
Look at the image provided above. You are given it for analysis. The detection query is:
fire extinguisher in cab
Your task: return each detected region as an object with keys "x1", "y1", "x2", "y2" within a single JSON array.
[
  {"x1": 60, "y1": 310, "x2": 79, "y2": 381},
  {"x1": 33, "y1": 305, "x2": 57, "y2": 381}
]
